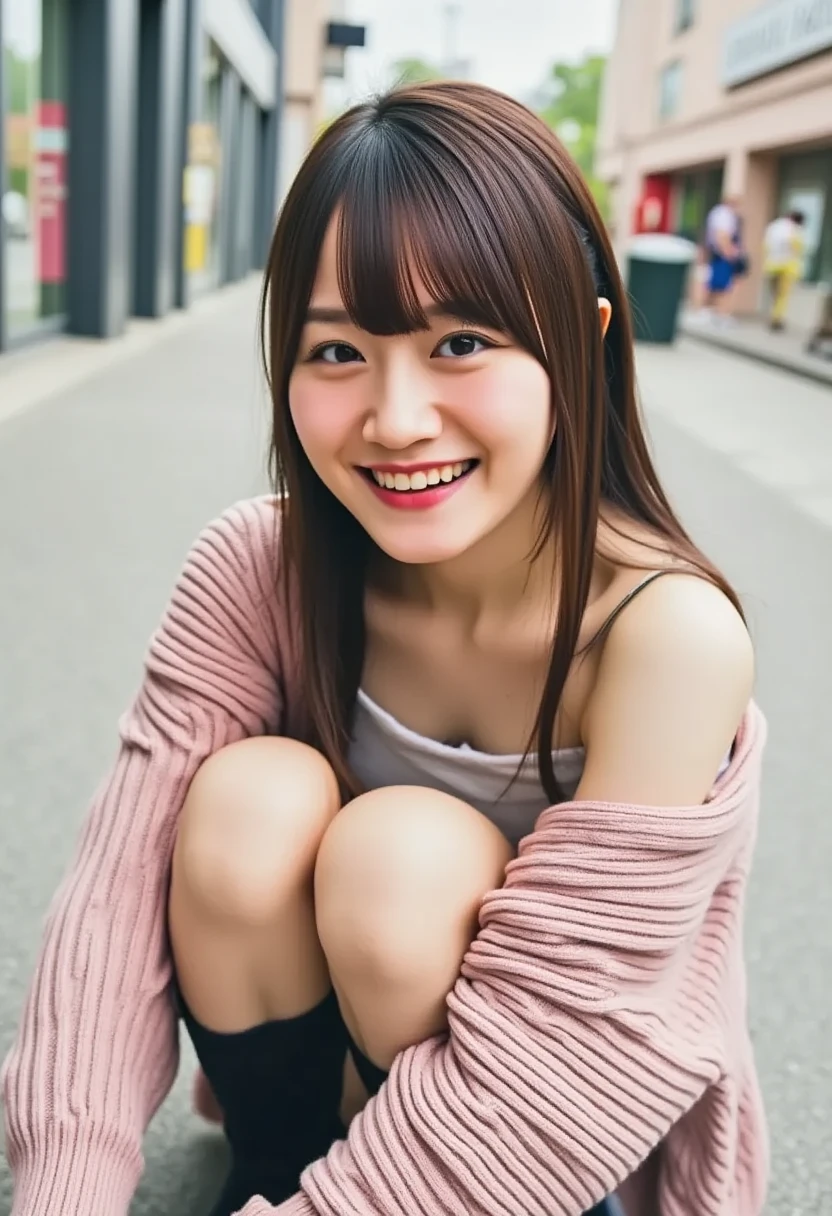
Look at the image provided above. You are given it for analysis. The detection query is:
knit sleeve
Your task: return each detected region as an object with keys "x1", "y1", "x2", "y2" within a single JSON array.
[
  {"x1": 2, "y1": 498, "x2": 287, "y2": 1216},
  {"x1": 249, "y1": 709, "x2": 764, "y2": 1216}
]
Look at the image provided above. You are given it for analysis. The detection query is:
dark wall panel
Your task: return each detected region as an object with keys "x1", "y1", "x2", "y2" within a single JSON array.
[
  {"x1": 254, "y1": 0, "x2": 285, "y2": 268},
  {"x1": 134, "y1": 0, "x2": 187, "y2": 317},
  {"x1": 67, "y1": 0, "x2": 140, "y2": 337}
]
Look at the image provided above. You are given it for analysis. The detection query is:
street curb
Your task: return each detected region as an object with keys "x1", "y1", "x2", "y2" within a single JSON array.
[
  {"x1": 680, "y1": 323, "x2": 832, "y2": 389},
  {"x1": 0, "y1": 276, "x2": 263, "y2": 430}
]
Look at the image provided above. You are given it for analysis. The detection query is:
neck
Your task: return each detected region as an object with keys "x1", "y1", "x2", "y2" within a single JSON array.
[{"x1": 377, "y1": 487, "x2": 557, "y2": 621}]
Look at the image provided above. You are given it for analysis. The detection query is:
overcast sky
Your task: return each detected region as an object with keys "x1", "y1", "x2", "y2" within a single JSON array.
[{"x1": 333, "y1": 0, "x2": 618, "y2": 106}]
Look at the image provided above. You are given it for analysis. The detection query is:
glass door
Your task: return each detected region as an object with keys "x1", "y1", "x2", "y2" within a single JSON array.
[
  {"x1": 3, "y1": 0, "x2": 68, "y2": 341},
  {"x1": 779, "y1": 150, "x2": 832, "y2": 285},
  {"x1": 184, "y1": 37, "x2": 223, "y2": 297}
]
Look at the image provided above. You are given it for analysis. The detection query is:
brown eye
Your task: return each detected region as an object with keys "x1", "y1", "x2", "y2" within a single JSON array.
[
  {"x1": 311, "y1": 342, "x2": 363, "y2": 364},
  {"x1": 435, "y1": 332, "x2": 491, "y2": 358}
]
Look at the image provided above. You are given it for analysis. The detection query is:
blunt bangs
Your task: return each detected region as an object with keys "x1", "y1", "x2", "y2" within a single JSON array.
[{"x1": 330, "y1": 117, "x2": 549, "y2": 359}]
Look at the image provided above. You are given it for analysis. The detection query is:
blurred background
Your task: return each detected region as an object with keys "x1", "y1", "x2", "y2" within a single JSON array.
[
  {"x1": 1, "y1": 2, "x2": 830, "y2": 1215},
  {"x1": 2, "y1": 0, "x2": 832, "y2": 357}
]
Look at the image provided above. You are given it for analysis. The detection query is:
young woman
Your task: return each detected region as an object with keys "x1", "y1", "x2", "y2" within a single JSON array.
[{"x1": 3, "y1": 83, "x2": 768, "y2": 1216}]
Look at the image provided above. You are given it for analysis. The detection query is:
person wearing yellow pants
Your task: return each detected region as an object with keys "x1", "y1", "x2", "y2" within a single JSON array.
[{"x1": 763, "y1": 209, "x2": 806, "y2": 332}]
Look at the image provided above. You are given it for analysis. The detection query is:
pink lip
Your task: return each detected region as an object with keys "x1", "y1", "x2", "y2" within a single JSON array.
[{"x1": 361, "y1": 466, "x2": 475, "y2": 511}]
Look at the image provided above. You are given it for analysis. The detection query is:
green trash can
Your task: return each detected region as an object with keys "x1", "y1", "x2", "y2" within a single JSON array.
[{"x1": 626, "y1": 234, "x2": 698, "y2": 344}]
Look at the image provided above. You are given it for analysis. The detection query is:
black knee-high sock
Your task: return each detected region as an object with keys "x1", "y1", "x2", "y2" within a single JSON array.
[
  {"x1": 181, "y1": 989, "x2": 348, "y2": 1216},
  {"x1": 345, "y1": 1027, "x2": 389, "y2": 1097}
]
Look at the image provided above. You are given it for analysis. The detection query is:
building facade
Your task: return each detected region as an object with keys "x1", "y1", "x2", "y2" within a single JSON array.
[
  {"x1": 278, "y1": 0, "x2": 365, "y2": 203},
  {"x1": 597, "y1": 0, "x2": 832, "y2": 313},
  {"x1": 0, "y1": 0, "x2": 364, "y2": 355}
]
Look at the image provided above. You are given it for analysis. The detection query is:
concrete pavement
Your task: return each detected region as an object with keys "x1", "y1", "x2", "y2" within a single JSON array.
[
  {"x1": 638, "y1": 344, "x2": 832, "y2": 1216},
  {"x1": 679, "y1": 308, "x2": 832, "y2": 389},
  {"x1": 637, "y1": 334, "x2": 832, "y2": 531},
  {"x1": 0, "y1": 282, "x2": 830, "y2": 1215}
]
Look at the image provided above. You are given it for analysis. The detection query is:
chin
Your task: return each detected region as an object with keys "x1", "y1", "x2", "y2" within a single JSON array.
[{"x1": 369, "y1": 530, "x2": 478, "y2": 566}]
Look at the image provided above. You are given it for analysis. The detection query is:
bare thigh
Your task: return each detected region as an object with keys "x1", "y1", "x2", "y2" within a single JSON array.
[{"x1": 315, "y1": 785, "x2": 514, "y2": 1078}]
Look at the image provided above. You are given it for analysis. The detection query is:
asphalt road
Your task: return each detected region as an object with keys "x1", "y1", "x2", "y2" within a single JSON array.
[{"x1": 0, "y1": 281, "x2": 829, "y2": 1215}]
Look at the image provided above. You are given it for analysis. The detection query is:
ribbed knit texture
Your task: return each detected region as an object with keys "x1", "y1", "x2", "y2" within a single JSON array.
[{"x1": 1, "y1": 497, "x2": 769, "y2": 1216}]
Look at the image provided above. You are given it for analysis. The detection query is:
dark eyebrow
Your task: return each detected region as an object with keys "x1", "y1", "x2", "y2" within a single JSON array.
[
  {"x1": 305, "y1": 306, "x2": 352, "y2": 324},
  {"x1": 304, "y1": 301, "x2": 496, "y2": 326}
]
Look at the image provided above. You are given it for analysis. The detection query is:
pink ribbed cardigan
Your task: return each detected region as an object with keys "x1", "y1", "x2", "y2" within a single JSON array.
[{"x1": 2, "y1": 498, "x2": 769, "y2": 1216}]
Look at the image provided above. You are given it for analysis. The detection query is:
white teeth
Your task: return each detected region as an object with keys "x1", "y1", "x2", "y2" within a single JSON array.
[{"x1": 368, "y1": 460, "x2": 475, "y2": 493}]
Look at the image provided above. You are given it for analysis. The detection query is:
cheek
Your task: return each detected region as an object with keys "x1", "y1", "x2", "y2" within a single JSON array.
[
  {"x1": 288, "y1": 374, "x2": 354, "y2": 466},
  {"x1": 459, "y1": 361, "x2": 551, "y2": 456}
]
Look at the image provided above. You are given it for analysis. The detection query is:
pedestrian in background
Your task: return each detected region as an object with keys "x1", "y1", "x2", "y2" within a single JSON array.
[
  {"x1": 3, "y1": 82, "x2": 768, "y2": 1216},
  {"x1": 763, "y1": 209, "x2": 806, "y2": 332},
  {"x1": 702, "y1": 195, "x2": 744, "y2": 324}
]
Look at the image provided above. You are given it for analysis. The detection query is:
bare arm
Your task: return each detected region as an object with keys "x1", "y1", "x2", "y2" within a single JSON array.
[{"x1": 578, "y1": 573, "x2": 754, "y2": 806}]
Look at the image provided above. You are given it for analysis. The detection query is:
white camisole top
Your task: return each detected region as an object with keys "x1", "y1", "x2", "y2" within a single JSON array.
[
  {"x1": 349, "y1": 688, "x2": 583, "y2": 848},
  {"x1": 347, "y1": 573, "x2": 732, "y2": 848}
]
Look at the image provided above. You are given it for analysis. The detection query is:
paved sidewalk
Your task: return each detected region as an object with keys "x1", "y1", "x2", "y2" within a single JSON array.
[
  {"x1": 680, "y1": 308, "x2": 832, "y2": 387},
  {"x1": 0, "y1": 276, "x2": 264, "y2": 428},
  {"x1": 636, "y1": 336, "x2": 832, "y2": 531}
]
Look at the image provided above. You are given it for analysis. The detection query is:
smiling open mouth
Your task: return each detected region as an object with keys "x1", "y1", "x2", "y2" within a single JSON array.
[{"x1": 360, "y1": 460, "x2": 478, "y2": 494}]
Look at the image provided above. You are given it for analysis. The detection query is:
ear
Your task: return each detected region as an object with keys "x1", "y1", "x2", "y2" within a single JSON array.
[{"x1": 598, "y1": 297, "x2": 612, "y2": 338}]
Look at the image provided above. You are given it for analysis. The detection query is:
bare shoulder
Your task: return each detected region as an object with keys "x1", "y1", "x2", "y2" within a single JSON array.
[
  {"x1": 601, "y1": 571, "x2": 754, "y2": 676},
  {"x1": 577, "y1": 573, "x2": 754, "y2": 806}
]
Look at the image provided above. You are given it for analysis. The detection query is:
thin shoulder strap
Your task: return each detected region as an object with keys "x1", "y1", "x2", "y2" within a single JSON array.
[{"x1": 588, "y1": 569, "x2": 675, "y2": 650}]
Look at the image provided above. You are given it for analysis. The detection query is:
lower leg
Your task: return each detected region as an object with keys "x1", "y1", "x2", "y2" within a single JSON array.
[
  {"x1": 169, "y1": 737, "x2": 346, "y2": 1213},
  {"x1": 714, "y1": 286, "x2": 733, "y2": 316},
  {"x1": 771, "y1": 271, "x2": 794, "y2": 327}
]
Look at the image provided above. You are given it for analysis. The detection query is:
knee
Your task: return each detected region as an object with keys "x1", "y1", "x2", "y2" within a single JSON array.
[
  {"x1": 172, "y1": 737, "x2": 340, "y2": 927},
  {"x1": 314, "y1": 787, "x2": 513, "y2": 982}
]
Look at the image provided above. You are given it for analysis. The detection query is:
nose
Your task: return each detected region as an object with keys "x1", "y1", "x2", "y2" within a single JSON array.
[{"x1": 362, "y1": 357, "x2": 442, "y2": 450}]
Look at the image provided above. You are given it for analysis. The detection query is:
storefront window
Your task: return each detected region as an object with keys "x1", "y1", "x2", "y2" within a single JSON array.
[
  {"x1": 778, "y1": 150, "x2": 832, "y2": 286},
  {"x1": 3, "y1": 0, "x2": 69, "y2": 339},
  {"x1": 184, "y1": 38, "x2": 223, "y2": 297},
  {"x1": 675, "y1": 0, "x2": 696, "y2": 34},
  {"x1": 673, "y1": 166, "x2": 723, "y2": 243},
  {"x1": 658, "y1": 61, "x2": 683, "y2": 122}
]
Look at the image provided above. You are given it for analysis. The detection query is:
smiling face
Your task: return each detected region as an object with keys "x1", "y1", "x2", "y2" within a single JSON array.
[{"x1": 289, "y1": 218, "x2": 553, "y2": 567}]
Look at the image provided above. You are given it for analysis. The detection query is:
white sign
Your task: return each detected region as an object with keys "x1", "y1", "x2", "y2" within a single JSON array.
[
  {"x1": 203, "y1": 0, "x2": 277, "y2": 109},
  {"x1": 722, "y1": 0, "x2": 832, "y2": 87}
]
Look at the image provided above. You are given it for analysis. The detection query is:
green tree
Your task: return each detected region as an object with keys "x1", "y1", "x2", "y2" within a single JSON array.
[
  {"x1": 538, "y1": 54, "x2": 609, "y2": 219},
  {"x1": 4, "y1": 47, "x2": 38, "y2": 114},
  {"x1": 390, "y1": 57, "x2": 444, "y2": 86}
]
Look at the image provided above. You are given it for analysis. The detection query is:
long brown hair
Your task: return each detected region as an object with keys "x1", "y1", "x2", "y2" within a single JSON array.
[{"x1": 261, "y1": 81, "x2": 741, "y2": 800}]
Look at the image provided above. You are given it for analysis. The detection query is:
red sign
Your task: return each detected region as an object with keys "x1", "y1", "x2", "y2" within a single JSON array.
[
  {"x1": 634, "y1": 174, "x2": 673, "y2": 235},
  {"x1": 35, "y1": 101, "x2": 68, "y2": 285}
]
